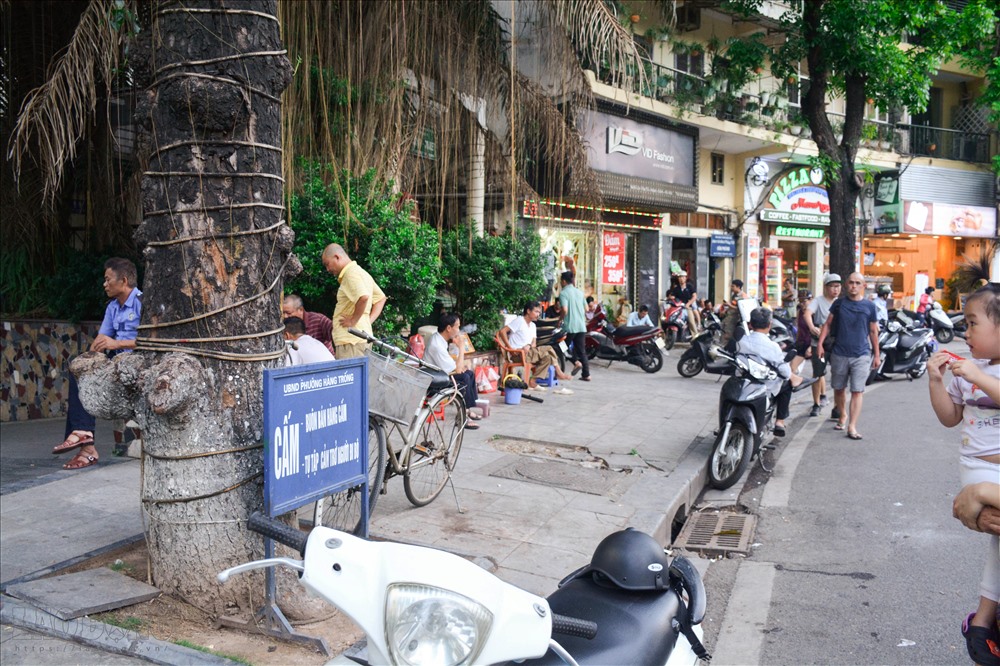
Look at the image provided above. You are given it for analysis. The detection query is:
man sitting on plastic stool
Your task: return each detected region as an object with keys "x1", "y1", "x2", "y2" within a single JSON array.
[
  {"x1": 423, "y1": 312, "x2": 481, "y2": 430},
  {"x1": 497, "y1": 301, "x2": 573, "y2": 390}
]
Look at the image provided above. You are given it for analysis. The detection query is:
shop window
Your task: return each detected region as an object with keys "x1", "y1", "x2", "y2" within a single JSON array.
[{"x1": 710, "y1": 153, "x2": 724, "y2": 185}]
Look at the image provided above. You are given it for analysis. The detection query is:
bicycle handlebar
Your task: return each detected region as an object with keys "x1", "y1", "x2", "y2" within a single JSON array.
[{"x1": 347, "y1": 327, "x2": 447, "y2": 375}]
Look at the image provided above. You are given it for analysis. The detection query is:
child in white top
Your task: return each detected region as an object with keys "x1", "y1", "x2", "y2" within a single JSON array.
[{"x1": 928, "y1": 284, "x2": 1000, "y2": 666}]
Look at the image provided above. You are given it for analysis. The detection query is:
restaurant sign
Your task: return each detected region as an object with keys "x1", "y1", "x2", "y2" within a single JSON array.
[{"x1": 759, "y1": 167, "x2": 830, "y2": 226}]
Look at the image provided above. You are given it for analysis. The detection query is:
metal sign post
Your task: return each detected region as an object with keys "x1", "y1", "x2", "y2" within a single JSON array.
[{"x1": 217, "y1": 358, "x2": 368, "y2": 655}]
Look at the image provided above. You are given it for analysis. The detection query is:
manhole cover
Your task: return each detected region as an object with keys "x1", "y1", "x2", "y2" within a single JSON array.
[
  {"x1": 487, "y1": 457, "x2": 622, "y2": 496},
  {"x1": 673, "y1": 511, "x2": 756, "y2": 556}
]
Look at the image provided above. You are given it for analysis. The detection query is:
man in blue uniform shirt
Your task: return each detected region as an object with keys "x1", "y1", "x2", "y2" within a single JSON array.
[{"x1": 52, "y1": 258, "x2": 142, "y2": 469}]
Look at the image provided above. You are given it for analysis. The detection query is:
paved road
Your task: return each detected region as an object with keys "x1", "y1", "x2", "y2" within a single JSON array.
[{"x1": 709, "y1": 358, "x2": 983, "y2": 665}]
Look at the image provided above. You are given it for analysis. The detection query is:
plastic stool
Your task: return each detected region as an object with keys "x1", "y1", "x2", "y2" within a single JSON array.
[{"x1": 535, "y1": 365, "x2": 559, "y2": 387}]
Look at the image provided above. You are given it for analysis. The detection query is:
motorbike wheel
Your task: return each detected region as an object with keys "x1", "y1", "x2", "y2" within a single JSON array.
[
  {"x1": 677, "y1": 350, "x2": 704, "y2": 378},
  {"x1": 638, "y1": 342, "x2": 663, "y2": 373},
  {"x1": 586, "y1": 343, "x2": 598, "y2": 360},
  {"x1": 663, "y1": 328, "x2": 677, "y2": 350},
  {"x1": 708, "y1": 423, "x2": 753, "y2": 490},
  {"x1": 934, "y1": 328, "x2": 954, "y2": 344}
]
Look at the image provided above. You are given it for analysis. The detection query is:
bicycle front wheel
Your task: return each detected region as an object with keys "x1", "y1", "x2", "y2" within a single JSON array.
[
  {"x1": 317, "y1": 415, "x2": 387, "y2": 535},
  {"x1": 403, "y1": 391, "x2": 466, "y2": 507}
]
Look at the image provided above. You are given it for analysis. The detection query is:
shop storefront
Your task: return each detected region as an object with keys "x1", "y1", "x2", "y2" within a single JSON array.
[
  {"x1": 755, "y1": 165, "x2": 830, "y2": 306},
  {"x1": 524, "y1": 104, "x2": 699, "y2": 318},
  {"x1": 867, "y1": 168, "x2": 997, "y2": 308}
]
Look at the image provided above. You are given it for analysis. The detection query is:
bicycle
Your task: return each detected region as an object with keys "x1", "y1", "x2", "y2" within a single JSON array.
[{"x1": 315, "y1": 328, "x2": 467, "y2": 535}]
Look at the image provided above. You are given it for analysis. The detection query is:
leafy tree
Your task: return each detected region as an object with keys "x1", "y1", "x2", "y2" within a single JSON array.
[
  {"x1": 441, "y1": 223, "x2": 546, "y2": 350},
  {"x1": 723, "y1": 0, "x2": 997, "y2": 276},
  {"x1": 286, "y1": 165, "x2": 441, "y2": 338}
]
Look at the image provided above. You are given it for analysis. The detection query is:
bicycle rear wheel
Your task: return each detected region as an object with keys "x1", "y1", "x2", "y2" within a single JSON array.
[
  {"x1": 403, "y1": 391, "x2": 466, "y2": 507},
  {"x1": 317, "y1": 415, "x2": 386, "y2": 535}
]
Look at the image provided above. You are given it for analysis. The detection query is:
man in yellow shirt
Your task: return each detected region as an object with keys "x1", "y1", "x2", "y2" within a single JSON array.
[{"x1": 321, "y1": 243, "x2": 387, "y2": 358}]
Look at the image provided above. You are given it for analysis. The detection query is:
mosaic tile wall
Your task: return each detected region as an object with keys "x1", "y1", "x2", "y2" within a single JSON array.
[{"x1": 1, "y1": 320, "x2": 101, "y2": 422}]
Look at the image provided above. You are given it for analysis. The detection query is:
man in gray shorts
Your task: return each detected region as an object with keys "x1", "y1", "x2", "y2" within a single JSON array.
[{"x1": 817, "y1": 272, "x2": 880, "y2": 440}]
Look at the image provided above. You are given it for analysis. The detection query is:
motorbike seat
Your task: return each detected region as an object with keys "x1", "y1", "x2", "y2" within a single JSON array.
[
  {"x1": 898, "y1": 332, "x2": 925, "y2": 348},
  {"x1": 513, "y1": 574, "x2": 682, "y2": 665},
  {"x1": 611, "y1": 325, "x2": 654, "y2": 339}
]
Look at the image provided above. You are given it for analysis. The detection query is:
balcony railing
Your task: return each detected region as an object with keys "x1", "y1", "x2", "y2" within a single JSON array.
[{"x1": 595, "y1": 58, "x2": 994, "y2": 164}]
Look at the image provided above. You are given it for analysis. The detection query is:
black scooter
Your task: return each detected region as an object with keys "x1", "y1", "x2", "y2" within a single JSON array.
[
  {"x1": 867, "y1": 317, "x2": 935, "y2": 384},
  {"x1": 536, "y1": 317, "x2": 568, "y2": 372},
  {"x1": 676, "y1": 319, "x2": 734, "y2": 378},
  {"x1": 707, "y1": 350, "x2": 813, "y2": 490}
]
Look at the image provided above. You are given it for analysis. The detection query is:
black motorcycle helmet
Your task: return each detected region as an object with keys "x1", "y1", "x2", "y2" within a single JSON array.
[
  {"x1": 877, "y1": 284, "x2": 892, "y2": 297},
  {"x1": 563, "y1": 528, "x2": 670, "y2": 590}
]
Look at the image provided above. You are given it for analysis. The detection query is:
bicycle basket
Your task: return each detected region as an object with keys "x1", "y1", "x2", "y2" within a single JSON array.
[{"x1": 366, "y1": 348, "x2": 433, "y2": 425}]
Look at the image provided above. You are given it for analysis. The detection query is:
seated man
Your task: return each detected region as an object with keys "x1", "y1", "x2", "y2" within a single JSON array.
[
  {"x1": 737, "y1": 307, "x2": 807, "y2": 437},
  {"x1": 52, "y1": 258, "x2": 142, "y2": 470},
  {"x1": 669, "y1": 271, "x2": 701, "y2": 333},
  {"x1": 283, "y1": 317, "x2": 335, "y2": 365},
  {"x1": 423, "y1": 313, "x2": 480, "y2": 430},
  {"x1": 498, "y1": 301, "x2": 573, "y2": 389},
  {"x1": 282, "y1": 293, "x2": 334, "y2": 353},
  {"x1": 626, "y1": 304, "x2": 654, "y2": 327}
]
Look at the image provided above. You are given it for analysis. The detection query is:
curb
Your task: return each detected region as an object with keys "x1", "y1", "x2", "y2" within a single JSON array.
[
  {"x1": 0, "y1": 533, "x2": 146, "y2": 593},
  {"x1": 0, "y1": 595, "x2": 241, "y2": 665}
]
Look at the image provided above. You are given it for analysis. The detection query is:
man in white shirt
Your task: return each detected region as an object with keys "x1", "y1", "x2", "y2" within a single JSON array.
[
  {"x1": 804, "y1": 273, "x2": 842, "y2": 418},
  {"x1": 626, "y1": 304, "x2": 654, "y2": 327},
  {"x1": 284, "y1": 317, "x2": 335, "y2": 366},
  {"x1": 498, "y1": 301, "x2": 572, "y2": 389},
  {"x1": 424, "y1": 313, "x2": 480, "y2": 429}
]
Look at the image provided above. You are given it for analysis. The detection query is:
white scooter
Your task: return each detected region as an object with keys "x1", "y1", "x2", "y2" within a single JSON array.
[{"x1": 219, "y1": 513, "x2": 709, "y2": 666}]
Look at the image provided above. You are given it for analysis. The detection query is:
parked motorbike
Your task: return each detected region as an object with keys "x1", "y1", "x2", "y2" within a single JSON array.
[
  {"x1": 948, "y1": 310, "x2": 967, "y2": 339},
  {"x1": 707, "y1": 350, "x2": 811, "y2": 489},
  {"x1": 676, "y1": 318, "x2": 733, "y2": 378},
  {"x1": 537, "y1": 317, "x2": 569, "y2": 371},
  {"x1": 221, "y1": 513, "x2": 709, "y2": 666},
  {"x1": 925, "y1": 302, "x2": 956, "y2": 344},
  {"x1": 586, "y1": 307, "x2": 664, "y2": 373},
  {"x1": 660, "y1": 298, "x2": 694, "y2": 350},
  {"x1": 867, "y1": 318, "x2": 936, "y2": 384},
  {"x1": 767, "y1": 315, "x2": 794, "y2": 352}
]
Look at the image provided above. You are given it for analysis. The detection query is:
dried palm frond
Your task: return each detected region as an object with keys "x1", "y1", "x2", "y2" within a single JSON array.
[{"x1": 8, "y1": 0, "x2": 128, "y2": 203}]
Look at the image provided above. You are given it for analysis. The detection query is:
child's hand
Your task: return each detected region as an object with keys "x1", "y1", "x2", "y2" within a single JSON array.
[
  {"x1": 927, "y1": 351, "x2": 952, "y2": 381},
  {"x1": 949, "y1": 358, "x2": 981, "y2": 382}
]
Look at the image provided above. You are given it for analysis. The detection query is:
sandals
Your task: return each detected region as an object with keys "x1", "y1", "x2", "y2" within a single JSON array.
[
  {"x1": 962, "y1": 612, "x2": 1000, "y2": 666},
  {"x1": 571, "y1": 363, "x2": 582, "y2": 377},
  {"x1": 833, "y1": 422, "x2": 847, "y2": 431},
  {"x1": 463, "y1": 422, "x2": 480, "y2": 431},
  {"x1": 53, "y1": 431, "x2": 94, "y2": 454},
  {"x1": 63, "y1": 452, "x2": 98, "y2": 470},
  {"x1": 847, "y1": 431, "x2": 863, "y2": 440}
]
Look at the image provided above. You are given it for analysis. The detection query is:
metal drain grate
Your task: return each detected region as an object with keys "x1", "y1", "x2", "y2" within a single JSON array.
[{"x1": 673, "y1": 511, "x2": 756, "y2": 555}]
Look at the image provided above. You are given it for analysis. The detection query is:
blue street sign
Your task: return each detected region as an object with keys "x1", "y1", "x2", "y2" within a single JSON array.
[
  {"x1": 263, "y1": 358, "x2": 367, "y2": 517},
  {"x1": 710, "y1": 234, "x2": 737, "y2": 258}
]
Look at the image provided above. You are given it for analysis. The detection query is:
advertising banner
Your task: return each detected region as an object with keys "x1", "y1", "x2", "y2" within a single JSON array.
[
  {"x1": 745, "y1": 234, "x2": 761, "y2": 298},
  {"x1": 602, "y1": 232, "x2": 626, "y2": 285},
  {"x1": 579, "y1": 109, "x2": 697, "y2": 210},
  {"x1": 872, "y1": 172, "x2": 902, "y2": 234},
  {"x1": 901, "y1": 200, "x2": 996, "y2": 237},
  {"x1": 760, "y1": 166, "x2": 831, "y2": 226},
  {"x1": 263, "y1": 359, "x2": 367, "y2": 517}
]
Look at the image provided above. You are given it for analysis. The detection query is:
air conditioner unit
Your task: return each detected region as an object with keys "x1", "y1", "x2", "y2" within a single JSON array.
[{"x1": 676, "y1": 5, "x2": 701, "y2": 31}]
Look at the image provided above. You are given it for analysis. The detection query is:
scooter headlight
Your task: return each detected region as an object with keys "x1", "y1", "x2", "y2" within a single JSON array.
[{"x1": 385, "y1": 584, "x2": 493, "y2": 665}]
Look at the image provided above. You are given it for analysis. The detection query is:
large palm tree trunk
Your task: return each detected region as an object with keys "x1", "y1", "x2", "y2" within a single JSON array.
[{"x1": 74, "y1": 0, "x2": 296, "y2": 614}]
